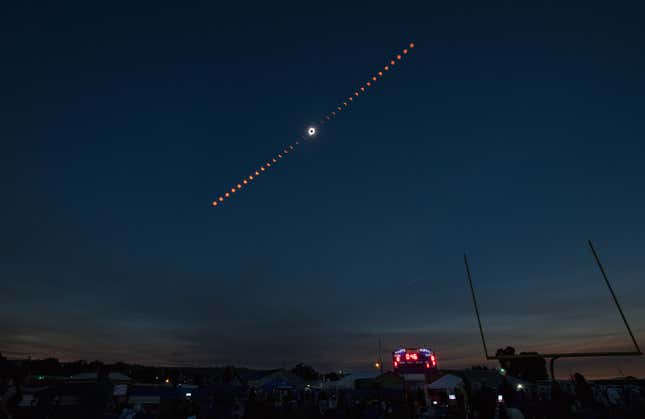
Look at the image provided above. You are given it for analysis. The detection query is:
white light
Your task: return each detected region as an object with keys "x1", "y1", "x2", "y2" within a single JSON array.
[
  {"x1": 307, "y1": 127, "x2": 316, "y2": 137},
  {"x1": 448, "y1": 394, "x2": 456, "y2": 400},
  {"x1": 516, "y1": 384, "x2": 523, "y2": 390},
  {"x1": 498, "y1": 395, "x2": 503, "y2": 403},
  {"x1": 186, "y1": 392, "x2": 192, "y2": 397},
  {"x1": 433, "y1": 400, "x2": 438, "y2": 405}
]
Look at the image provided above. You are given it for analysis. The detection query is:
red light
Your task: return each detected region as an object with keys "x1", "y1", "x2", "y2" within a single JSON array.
[
  {"x1": 394, "y1": 361, "x2": 398, "y2": 368},
  {"x1": 425, "y1": 362, "x2": 430, "y2": 369},
  {"x1": 431, "y1": 354, "x2": 437, "y2": 366},
  {"x1": 395, "y1": 355, "x2": 401, "y2": 363},
  {"x1": 406, "y1": 352, "x2": 418, "y2": 361}
]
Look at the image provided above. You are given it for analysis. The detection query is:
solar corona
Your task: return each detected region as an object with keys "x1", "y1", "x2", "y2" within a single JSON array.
[{"x1": 211, "y1": 42, "x2": 416, "y2": 208}]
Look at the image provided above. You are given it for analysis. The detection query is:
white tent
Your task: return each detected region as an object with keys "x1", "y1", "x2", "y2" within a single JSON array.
[
  {"x1": 323, "y1": 371, "x2": 380, "y2": 390},
  {"x1": 429, "y1": 374, "x2": 463, "y2": 390}
]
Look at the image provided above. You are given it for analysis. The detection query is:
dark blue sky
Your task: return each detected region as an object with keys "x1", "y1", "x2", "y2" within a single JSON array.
[{"x1": 2, "y1": 1, "x2": 644, "y2": 378}]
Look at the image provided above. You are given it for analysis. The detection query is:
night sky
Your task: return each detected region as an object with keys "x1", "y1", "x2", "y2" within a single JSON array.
[{"x1": 2, "y1": 2, "x2": 644, "y2": 378}]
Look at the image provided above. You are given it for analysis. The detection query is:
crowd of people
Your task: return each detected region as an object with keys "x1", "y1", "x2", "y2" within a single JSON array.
[
  {"x1": 449, "y1": 373, "x2": 645, "y2": 419},
  {"x1": 2, "y1": 370, "x2": 645, "y2": 418}
]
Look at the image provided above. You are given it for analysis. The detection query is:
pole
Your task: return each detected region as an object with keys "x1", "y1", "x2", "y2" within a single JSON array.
[
  {"x1": 464, "y1": 254, "x2": 490, "y2": 359},
  {"x1": 378, "y1": 338, "x2": 384, "y2": 374},
  {"x1": 588, "y1": 240, "x2": 641, "y2": 354},
  {"x1": 549, "y1": 356, "x2": 559, "y2": 382}
]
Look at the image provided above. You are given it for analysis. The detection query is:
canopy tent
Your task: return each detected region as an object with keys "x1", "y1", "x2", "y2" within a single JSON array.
[
  {"x1": 429, "y1": 374, "x2": 463, "y2": 390},
  {"x1": 324, "y1": 371, "x2": 380, "y2": 390},
  {"x1": 260, "y1": 378, "x2": 297, "y2": 392},
  {"x1": 249, "y1": 370, "x2": 305, "y2": 392}
]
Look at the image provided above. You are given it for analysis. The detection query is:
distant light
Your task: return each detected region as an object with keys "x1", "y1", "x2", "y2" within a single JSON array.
[
  {"x1": 307, "y1": 127, "x2": 316, "y2": 137},
  {"x1": 165, "y1": 378, "x2": 170, "y2": 384},
  {"x1": 186, "y1": 392, "x2": 192, "y2": 397},
  {"x1": 433, "y1": 400, "x2": 438, "y2": 405},
  {"x1": 448, "y1": 394, "x2": 456, "y2": 400},
  {"x1": 374, "y1": 362, "x2": 381, "y2": 369},
  {"x1": 516, "y1": 384, "x2": 523, "y2": 390},
  {"x1": 498, "y1": 395, "x2": 503, "y2": 403}
]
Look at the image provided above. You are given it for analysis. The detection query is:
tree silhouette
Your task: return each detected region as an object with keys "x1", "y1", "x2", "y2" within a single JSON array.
[
  {"x1": 496, "y1": 346, "x2": 548, "y2": 382},
  {"x1": 291, "y1": 363, "x2": 319, "y2": 381}
]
